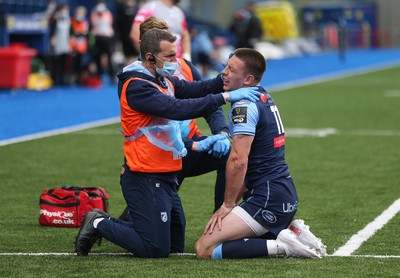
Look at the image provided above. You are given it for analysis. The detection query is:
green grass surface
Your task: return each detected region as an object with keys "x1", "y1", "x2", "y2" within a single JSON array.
[{"x1": 1, "y1": 66, "x2": 400, "y2": 277}]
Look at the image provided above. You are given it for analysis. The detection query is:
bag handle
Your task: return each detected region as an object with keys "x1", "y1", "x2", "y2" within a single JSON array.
[
  {"x1": 40, "y1": 196, "x2": 80, "y2": 207},
  {"x1": 47, "y1": 189, "x2": 78, "y2": 200},
  {"x1": 60, "y1": 186, "x2": 109, "y2": 212},
  {"x1": 61, "y1": 185, "x2": 103, "y2": 192}
]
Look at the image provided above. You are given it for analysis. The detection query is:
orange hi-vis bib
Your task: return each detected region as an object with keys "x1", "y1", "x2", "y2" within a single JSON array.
[
  {"x1": 120, "y1": 77, "x2": 182, "y2": 173},
  {"x1": 175, "y1": 58, "x2": 201, "y2": 138},
  {"x1": 70, "y1": 19, "x2": 88, "y2": 54}
]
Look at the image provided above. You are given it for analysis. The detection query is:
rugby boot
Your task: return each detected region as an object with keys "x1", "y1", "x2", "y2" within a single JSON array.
[
  {"x1": 75, "y1": 209, "x2": 109, "y2": 256},
  {"x1": 91, "y1": 209, "x2": 110, "y2": 247},
  {"x1": 289, "y1": 219, "x2": 327, "y2": 257},
  {"x1": 277, "y1": 229, "x2": 321, "y2": 258}
]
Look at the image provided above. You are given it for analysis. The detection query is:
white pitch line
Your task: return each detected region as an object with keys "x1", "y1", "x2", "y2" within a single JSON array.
[
  {"x1": 286, "y1": 128, "x2": 337, "y2": 137},
  {"x1": 0, "y1": 117, "x2": 120, "y2": 147},
  {"x1": 2, "y1": 63, "x2": 399, "y2": 148},
  {"x1": 332, "y1": 198, "x2": 400, "y2": 257},
  {"x1": 350, "y1": 255, "x2": 400, "y2": 259},
  {"x1": 1, "y1": 252, "x2": 400, "y2": 259},
  {"x1": 0, "y1": 252, "x2": 195, "y2": 257}
]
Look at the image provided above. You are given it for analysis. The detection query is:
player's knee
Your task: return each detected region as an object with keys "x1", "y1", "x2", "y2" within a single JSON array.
[{"x1": 195, "y1": 239, "x2": 212, "y2": 259}]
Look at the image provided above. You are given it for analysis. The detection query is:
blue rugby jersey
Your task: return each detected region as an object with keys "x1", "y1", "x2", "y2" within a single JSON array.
[{"x1": 229, "y1": 86, "x2": 290, "y2": 188}]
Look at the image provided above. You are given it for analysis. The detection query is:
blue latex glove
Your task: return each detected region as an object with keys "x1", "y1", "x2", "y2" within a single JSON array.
[
  {"x1": 196, "y1": 134, "x2": 226, "y2": 152},
  {"x1": 228, "y1": 87, "x2": 260, "y2": 103},
  {"x1": 178, "y1": 120, "x2": 191, "y2": 138},
  {"x1": 208, "y1": 135, "x2": 231, "y2": 158}
]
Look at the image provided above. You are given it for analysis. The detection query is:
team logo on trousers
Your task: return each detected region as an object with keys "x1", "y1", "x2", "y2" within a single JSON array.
[
  {"x1": 261, "y1": 210, "x2": 277, "y2": 223},
  {"x1": 161, "y1": 212, "x2": 168, "y2": 222}
]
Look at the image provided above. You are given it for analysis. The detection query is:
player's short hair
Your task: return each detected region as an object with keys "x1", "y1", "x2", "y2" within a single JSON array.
[
  {"x1": 234, "y1": 48, "x2": 266, "y2": 82},
  {"x1": 140, "y1": 29, "x2": 177, "y2": 60},
  {"x1": 139, "y1": 16, "x2": 169, "y2": 40}
]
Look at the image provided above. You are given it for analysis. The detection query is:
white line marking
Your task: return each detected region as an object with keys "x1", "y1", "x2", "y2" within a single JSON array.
[
  {"x1": 332, "y1": 198, "x2": 400, "y2": 257},
  {"x1": 1, "y1": 252, "x2": 399, "y2": 259},
  {"x1": 0, "y1": 117, "x2": 120, "y2": 147},
  {"x1": 2, "y1": 125, "x2": 399, "y2": 148},
  {"x1": 0, "y1": 252, "x2": 195, "y2": 256},
  {"x1": 384, "y1": 90, "x2": 400, "y2": 97},
  {"x1": 350, "y1": 255, "x2": 400, "y2": 259},
  {"x1": 1, "y1": 63, "x2": 399, "y2": 147},
  {"x1": 286, "y1": 128, "x2": 337, "y2": 137}
]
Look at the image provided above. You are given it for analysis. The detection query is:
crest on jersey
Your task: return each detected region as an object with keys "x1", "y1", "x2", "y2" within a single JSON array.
[
  {"x1": 232, "y1": 107, "x2": 247, "y2": 124},
  {"x1": 161, "y1": 212, "x2": 168, "y2": 222}
]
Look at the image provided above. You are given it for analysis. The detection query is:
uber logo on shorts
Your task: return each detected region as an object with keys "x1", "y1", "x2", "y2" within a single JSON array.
[
  {"x1": 261, "y1": 210, "x2": 277, "y2": 223},
  {"x1": 232, "y1": 107, "x2": 247, "y2": 124},
  {"x1": 161, "y1": 212, "x2": 168, "y2": 222}
]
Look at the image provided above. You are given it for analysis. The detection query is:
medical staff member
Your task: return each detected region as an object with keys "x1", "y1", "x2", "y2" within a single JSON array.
[{"x1": 117, "y1": 17, "x2": 229, "y2": 223}]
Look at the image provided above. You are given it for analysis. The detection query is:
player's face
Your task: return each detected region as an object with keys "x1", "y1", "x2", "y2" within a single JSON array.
[{"x1": 221, "y1": 55, "x2": 248, "y2": 92}]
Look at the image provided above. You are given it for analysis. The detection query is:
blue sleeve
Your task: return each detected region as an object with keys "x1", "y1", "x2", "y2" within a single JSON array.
[
  {"x1": 182, "y1": 137, "x2": 193, "y2": 150},
  {"x1": 177, "y1": 61, "x2": 229, "y2": 134},
  {"x1": 182, "y1": 134, "x2": 207, "y2": 150},
  {"x1": 231, "y1": 101, "x2": 259, "y2": 136},
  {"x1": 171, "y1": 74, "x2": 224, "y2": 99},
  {"x1": 126, "y1": 79, "x2": 226, "y2": 121}
]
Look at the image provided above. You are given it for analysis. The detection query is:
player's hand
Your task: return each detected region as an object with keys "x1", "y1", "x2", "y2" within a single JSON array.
[
  {"x1": 195, "y1": 134, "x2": 226, "y2": 152},
  {"x1": 203, "y1": 205, "x2": 231, "y2": 234},
  {"x1": 208, "y1": 135, "x2": 230, "y2": 158},
  {"x1": 228, "y1": 87, "x2": 260, "y2": 103}
]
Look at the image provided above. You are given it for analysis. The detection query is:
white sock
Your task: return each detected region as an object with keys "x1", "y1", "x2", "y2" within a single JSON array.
[
  {"x1": 267, "y1": 240, "x2": 286, "y2": 255},
  {"x1": 93, "y1": 217, "x2": 105, "y2": 228}
]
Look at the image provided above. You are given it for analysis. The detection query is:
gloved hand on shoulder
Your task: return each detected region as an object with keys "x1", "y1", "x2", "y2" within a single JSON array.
[
  {"x1": 208, "y1": 135, "x2": 231, "y2": 158},
  {"x1": 228, "y1": 86, "x2": 260, "y2": 103},
  {"x1": 194, "y1": 134, "x2": 226, "y2": 152}
]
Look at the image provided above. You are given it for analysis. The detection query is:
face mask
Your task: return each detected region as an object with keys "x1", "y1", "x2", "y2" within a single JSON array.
[
  {"x1": 154, "y1": 55, "x2": 178, "y2": 77},
  {"x1": 156, "y1": 62, "x2": 178, "y2": 77}
]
